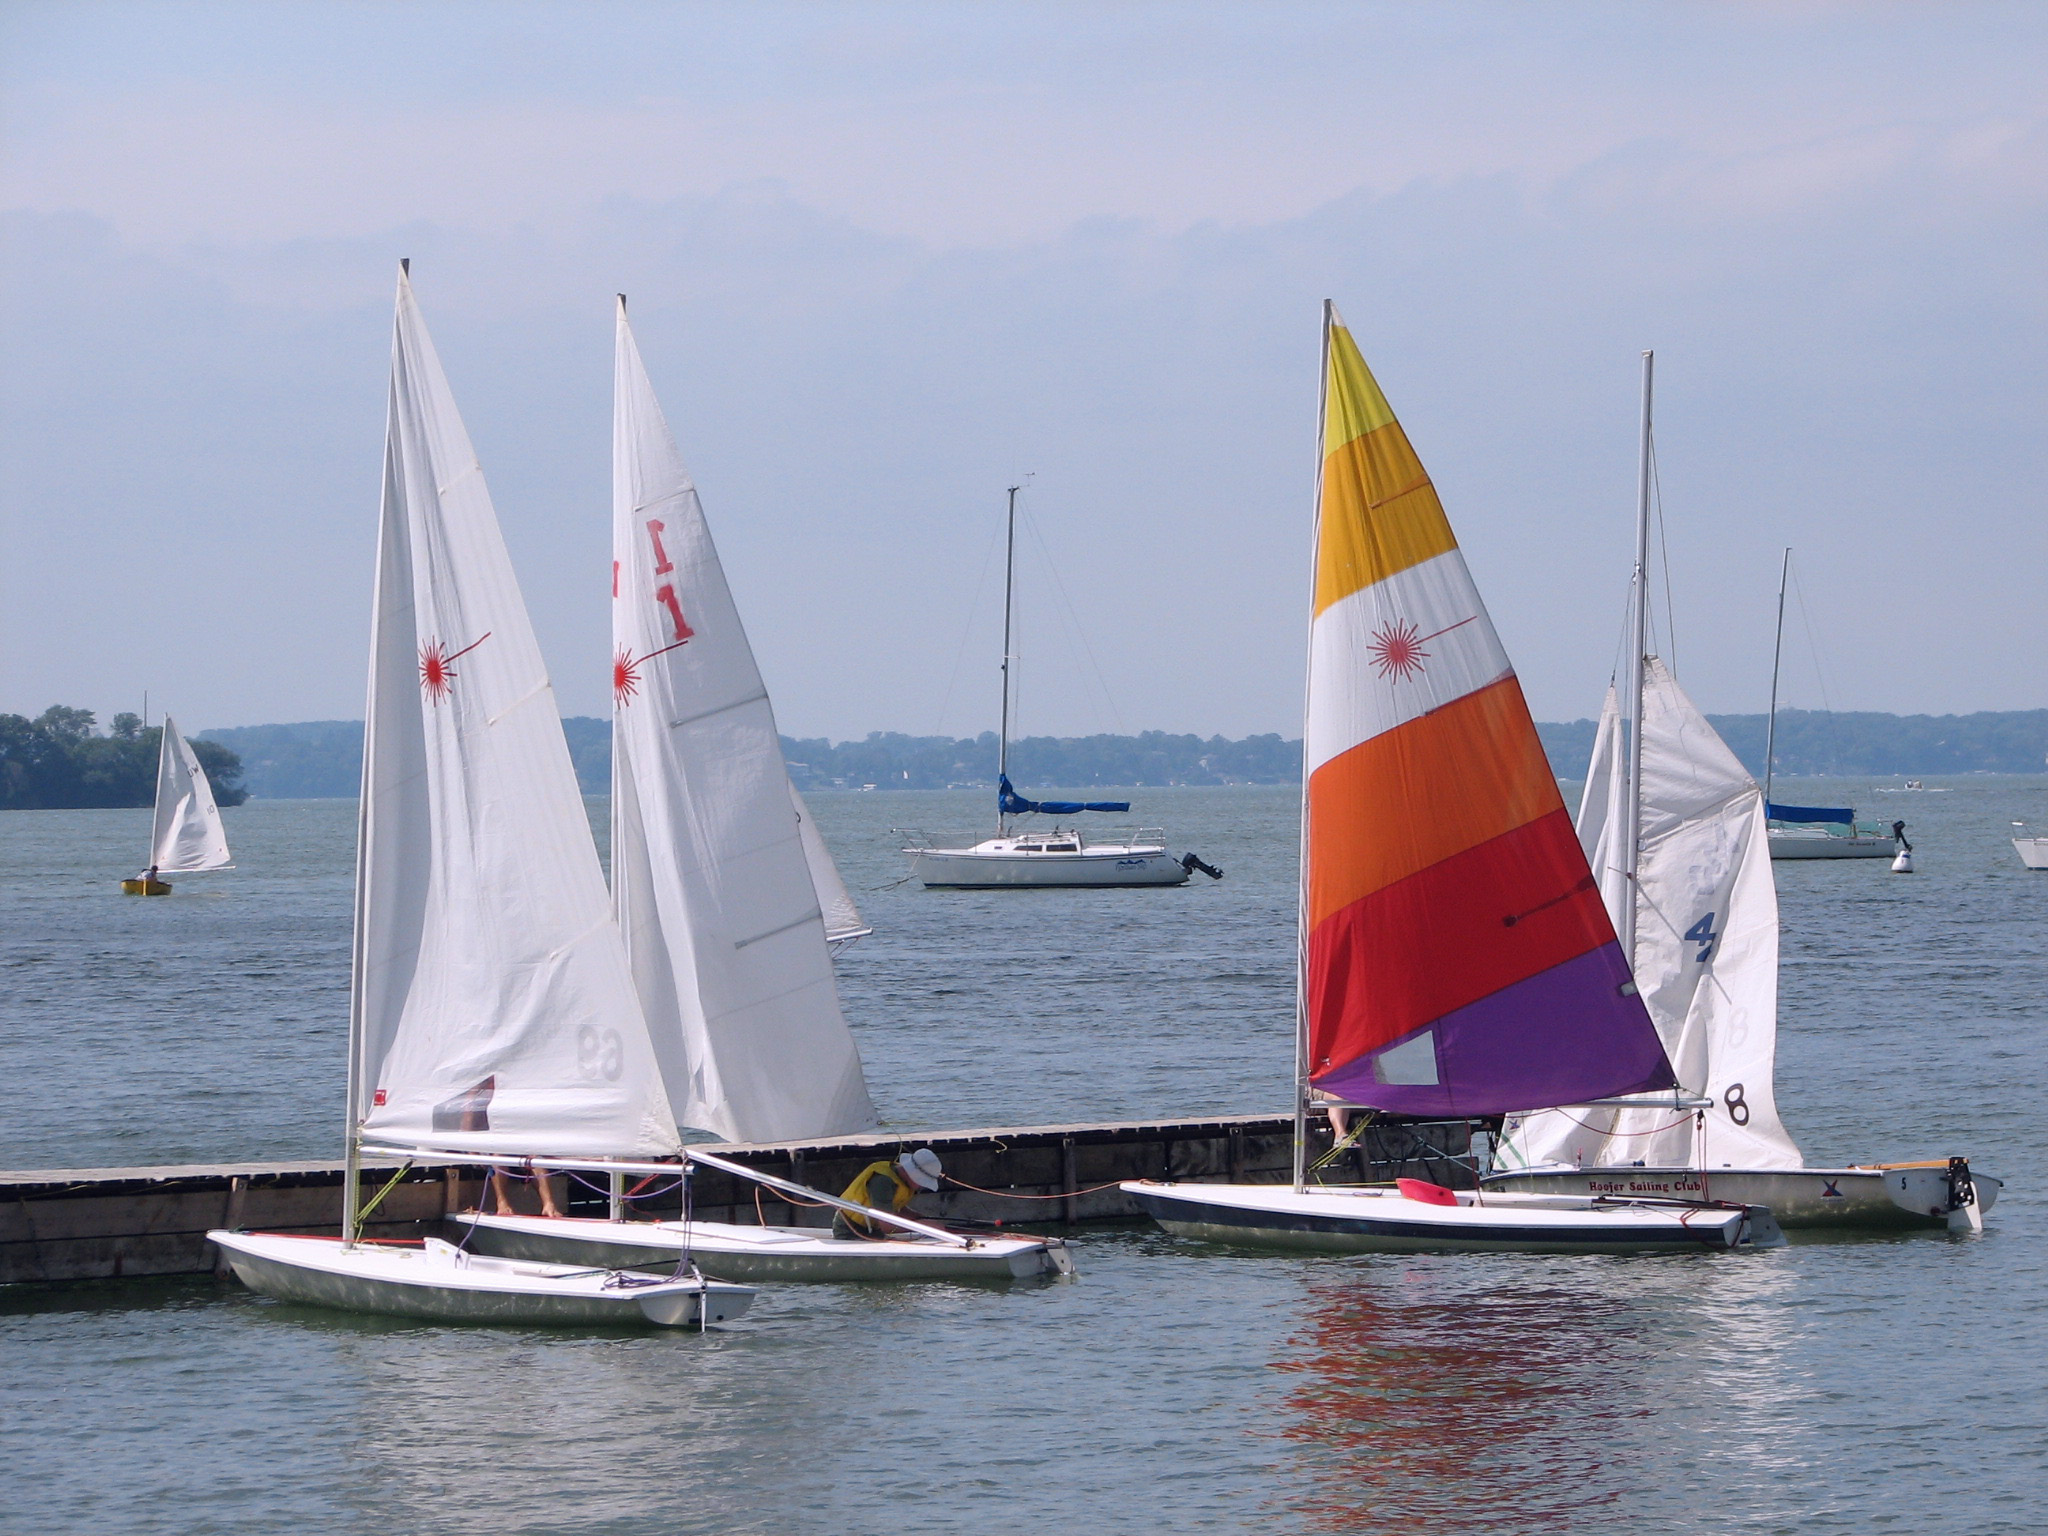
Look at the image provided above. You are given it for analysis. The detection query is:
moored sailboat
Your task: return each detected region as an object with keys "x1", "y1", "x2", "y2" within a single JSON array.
[
  {"x1": 453, "y1": 298, "x2": 1069, "y2": 1283},
  {"x1": 121, "y1": 716, "x2": 232, "y2": 895},
  {"x1": 903, "y1": 485, "x2": 1219, "y2": 889},
  {"x1": 1485, "y1": 357, "x2": 1995, "y2": 1231},
  {"x1": 209, "y1": 266, "x2": 751, "y2": 1327},
  {"x1": 1759, "y1": 551, "x2": 1900, "y2": 861},
  {"x1": 1124, "y1": 309, "x2": 1781, "y2": 1254}
]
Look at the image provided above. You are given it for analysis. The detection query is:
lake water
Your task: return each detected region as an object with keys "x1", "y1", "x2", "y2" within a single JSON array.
[{"x1": 3, "y1": 779, "x2": 2045, "y2": 1534}]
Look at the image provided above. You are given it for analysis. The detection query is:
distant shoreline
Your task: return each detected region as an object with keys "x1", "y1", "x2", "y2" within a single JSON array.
[{"x1": 189, "y1": 712, "x2": 2048, "y2": 800}]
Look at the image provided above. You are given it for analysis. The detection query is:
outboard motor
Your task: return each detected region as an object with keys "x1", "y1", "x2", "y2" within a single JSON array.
[
  {"x1": 1181, "y1": 852, "x2": 1223, "y2": 881},
  {"x1": 1891, "y1": 820, "x2": 1914, "y2": 874}
]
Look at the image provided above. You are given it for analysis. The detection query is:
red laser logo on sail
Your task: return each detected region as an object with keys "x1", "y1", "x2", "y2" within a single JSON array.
[
  {"x1": 1367, "y1": 615, "x2": 1477, "y2": 683},
  {"x1": 418, "y1": 633, "x2": 491, "y2": 702},
  {"x1": 613, "y1": 640, "x2": 692, "y2": 705}
]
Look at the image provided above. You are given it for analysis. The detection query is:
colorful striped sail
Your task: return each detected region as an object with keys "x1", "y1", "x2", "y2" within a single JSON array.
[{"x1": 1303, "y1": 306, "x2": 1675, "y2": 1116}]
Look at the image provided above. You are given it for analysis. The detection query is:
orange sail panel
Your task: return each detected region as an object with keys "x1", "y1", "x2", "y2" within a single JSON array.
[{"x1": 1303, "y1": 310, "x2": 1673, "y2": 1116}]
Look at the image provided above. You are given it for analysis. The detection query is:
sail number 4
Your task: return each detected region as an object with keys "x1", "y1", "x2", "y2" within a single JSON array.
[{"x1": 1683, "y1": 912, "x2": 1719, "y2": 964}]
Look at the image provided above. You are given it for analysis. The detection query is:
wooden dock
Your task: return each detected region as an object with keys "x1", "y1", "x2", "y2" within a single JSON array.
[{"x1": 1, "y1": 1114, "x2": 1475, "y2": 1285}]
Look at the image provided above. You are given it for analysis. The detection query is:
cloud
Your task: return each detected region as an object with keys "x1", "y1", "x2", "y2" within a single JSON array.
[{"x1": 3, "y1": 5, "x2": 2044, "y2": 735}]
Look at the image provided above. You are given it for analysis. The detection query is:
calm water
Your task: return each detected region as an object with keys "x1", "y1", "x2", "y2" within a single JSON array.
[{"x1": 3, "y1": 780, "x2": 2045, "y2": 1534}]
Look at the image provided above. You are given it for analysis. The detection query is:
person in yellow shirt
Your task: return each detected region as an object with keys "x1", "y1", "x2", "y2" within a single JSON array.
[{"x1": 833, "y1": 1148, "x2": 944, "y2": 1239}]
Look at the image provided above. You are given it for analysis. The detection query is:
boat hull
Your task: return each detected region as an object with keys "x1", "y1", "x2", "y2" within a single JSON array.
[
  {"x1": 1768, "y1": 833, "x2": 1896, "y2": 860},
  {"x1": 209, "y1": 1231, "x2": 755, "y2": 1327},
  {"x1": 908, "y1": 848, "x2": 1189, "y2": 888},
  {"x1": 1481, "y1": 1165, "x2": 2001, "y2": 1229},
  {"x1": 2014, "y1": 838, "x2": 2048, "y2": 871},
  {"x1": 120, "y1": 878, "x2": 172, "y2": 895},
  {"x1": 1122, "y1": 1181, "x2": 1774, "y2": 1254},
  {"x1": 450, "y1": 1212, "x2": 1075, "y2": 1283}
]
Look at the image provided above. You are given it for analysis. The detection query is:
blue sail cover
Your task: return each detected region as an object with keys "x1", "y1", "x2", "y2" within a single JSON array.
[
  {"x1": 998, "y1": 775, "x2": 1130, "y2": 816},
  {"x1": 1767, "y1": 802, "x2": 1855, "y2": 826}
]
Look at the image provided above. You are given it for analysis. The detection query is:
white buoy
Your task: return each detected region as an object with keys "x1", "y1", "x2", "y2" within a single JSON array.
[{"x1": 1891, "y1": 849, "x2": 1914, "y2": 873}]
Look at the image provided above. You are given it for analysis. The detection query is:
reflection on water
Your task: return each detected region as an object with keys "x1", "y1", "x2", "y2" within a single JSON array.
[{"x1": 1269, "y1": 1256, "x2": 1803, "y2": 1532}]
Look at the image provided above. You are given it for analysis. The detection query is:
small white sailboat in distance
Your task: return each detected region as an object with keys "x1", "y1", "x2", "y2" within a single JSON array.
[
  {"x1": 2014, "y1": 824, "x2": 2048, "y2": 870},
  {"x1": 792, "y1": 781, "x2": 872, "y2": 947},
  {"x1": 122, "y1": 715, "x2": 232, "y2": 895},
  {"x1": 904, "y1": 484, "x2": 1221, "y2": 889},
  {"x1": 1761, "y1": 550, "x2": 1900, "y2": 861},
  {"x1": 456, "y1": 298, "x2": 1070, "y2": 1283},
  {"x1": 1125, "y1": 312, "x2": 1781, "y2": 1254},
  {"x1": 210, "y1": 265, "x2": 752, "y2": 1327}
]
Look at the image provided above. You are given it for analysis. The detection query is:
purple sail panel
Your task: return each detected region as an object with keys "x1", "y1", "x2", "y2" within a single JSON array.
[{"x1": 1310, "y1": 943, "x2": 1675, "y2": 1117}]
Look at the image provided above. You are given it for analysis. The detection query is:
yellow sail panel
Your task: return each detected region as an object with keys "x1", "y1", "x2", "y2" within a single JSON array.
[
  {"x1": 1314, "y1": 317, "x2": 1459, "y2": 616},
  {"x1": 1322, "y1": 321, "x2": 1398, "y2": 454}
]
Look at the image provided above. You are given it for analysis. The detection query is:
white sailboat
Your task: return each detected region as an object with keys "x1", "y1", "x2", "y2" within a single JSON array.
[
  {"x1": 1486, "y1": 357, "x2": 1994, "y2": 1231},
  {"x1": 1125, "y1": 313, "x2": 1781, "y2": 1255},
  {"x1": 2011, "y1": 823, "x2": 2048, "y2": 870},
  {"x1": 121, "y1": 715, "x2": 232, "y2": 895},
  {"x1": 792, "y1": 782, "x2": 871, "y2": 947},
  {"x1": 1760, "y1": 550, "x2": 1900, "y2": 861},
  {"x1": 210, "y1": 266, "x2": 753, "y2": 1327},
  {"x1": 903, "y1": 485, "x2": 1219, "y2": 889},
  {"x1": 455, "y1": 299, "x2": 1070, "y2": 1283}
]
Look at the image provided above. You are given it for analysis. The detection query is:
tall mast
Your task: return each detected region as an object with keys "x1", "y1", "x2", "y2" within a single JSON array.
[
  {"x1": 996, "y1": 483, "x2": 1020, "y2": 834},
  {"x1": 1294, "y1": 301, "x2": 1335, "y2": 1192},
  {"x1": 1763, "y1": 548, "x2": 1791, "y2": 810},
  {"x1": 1622, "y1": 350, "x2": 1654, "y2": 963}
]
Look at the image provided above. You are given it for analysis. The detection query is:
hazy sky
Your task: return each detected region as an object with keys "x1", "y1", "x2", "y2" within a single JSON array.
[{"x1": 3, "y1": 1, "x2": 2043, "y2": 740}]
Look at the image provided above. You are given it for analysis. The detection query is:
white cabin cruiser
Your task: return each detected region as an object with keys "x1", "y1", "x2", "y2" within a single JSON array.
[
  {"x1": 905, "y1": 821, "x2": 1203, "y2": 888},
  {"x1": 904, "y1": 485, "x2": 1219, "y2": 892}
]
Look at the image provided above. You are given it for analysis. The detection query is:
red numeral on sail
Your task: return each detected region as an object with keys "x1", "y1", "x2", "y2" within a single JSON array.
[
  {"x1": 654, "y1": 584, "x2": 694, "y2": 643},
  {"x1": 647, "y1": 519, "x2": 674, "y2": 575}
]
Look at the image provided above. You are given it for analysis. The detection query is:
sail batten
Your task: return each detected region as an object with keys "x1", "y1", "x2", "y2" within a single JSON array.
[
  {"x1": 611, "y1": 299, "x2": 878, "y2": 1143},
  {"x1": 355, "y1": 268, "x2": 679, "y2": 1160},
  {"x1": 1303, "y1": 309, "x2": 1674, "y2": 1116}
]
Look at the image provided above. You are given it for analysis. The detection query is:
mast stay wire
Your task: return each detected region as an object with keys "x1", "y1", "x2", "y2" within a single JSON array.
[
  {"x1": 1787, "y1": 558, "x2": 1846, "y2": 776},
  {"x1": 930, "y1": 512, "x2": 1009, "y2": 740},
  {"x1": 1020, "y1": 498, "x2": 1127, "y2": 737},
  {"x1": 1648, "y1": 424, "x2": 1679, "y2": 676}
]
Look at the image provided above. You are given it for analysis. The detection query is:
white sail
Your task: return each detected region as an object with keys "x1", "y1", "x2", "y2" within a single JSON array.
[
  {"x1": 610, "y1": 298, "x2": 878, "y2": 1142},
  {"x1": 791, "y1": 782, "x2": 871, "y2": 944},
  {"x1": 1504, "y1": 658, "x2": 1801, "y2": 1169},
  {"x1": 148, "y1": 715, "x2": 232, "y2": 872},
  {"x1": 355, "y1": 268, "x2": 679, "y2": 1160}
]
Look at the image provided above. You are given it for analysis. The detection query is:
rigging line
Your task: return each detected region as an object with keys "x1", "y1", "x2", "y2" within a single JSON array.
[
  {"x1": 1021, "y1": 502, "x2": 1127, "y2": 736},
  {"x1": 1787, "y1": 560, "x2": 1844, "y2": 775},
  {"x1": 931, "y1": 511, "x2": 1007, "y2": 739},
  {"x1": 1649, "y1": 427, "x2": 1679, "y2": 674}
]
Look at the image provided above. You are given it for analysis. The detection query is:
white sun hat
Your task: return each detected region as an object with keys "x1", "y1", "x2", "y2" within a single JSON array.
[{"x1": 897, "y1": 1148, "x2": 944, "y2": 1191}]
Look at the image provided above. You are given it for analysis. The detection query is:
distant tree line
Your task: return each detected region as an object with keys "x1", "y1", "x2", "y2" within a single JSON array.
[
  {"x1": 0, "y1": 707, "x2": 248, "y2": 811},
  {"x1": 84, "y1": 707, "x2": 2048, "y2": 803},
  {"x1": 780, "y1": 730, "x2": 1304, "y2": 790}
]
